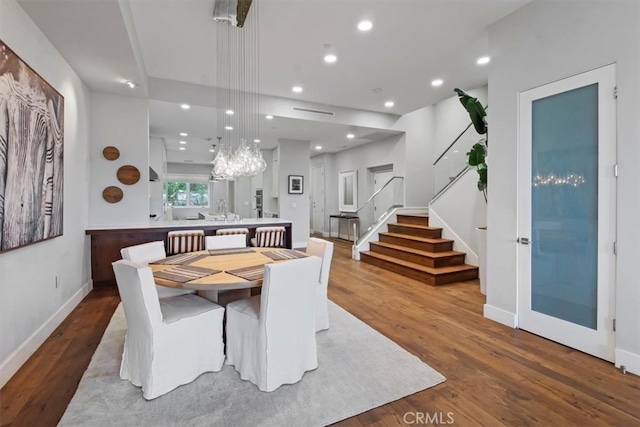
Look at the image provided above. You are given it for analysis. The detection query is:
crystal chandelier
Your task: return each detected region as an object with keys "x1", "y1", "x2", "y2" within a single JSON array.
[{"x1": 211, "y1": 0, "x2": 266, "y2": 181}]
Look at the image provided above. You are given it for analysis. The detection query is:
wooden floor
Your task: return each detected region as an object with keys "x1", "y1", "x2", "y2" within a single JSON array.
[{"x1": 2, "y1": 238, "x2": 639, "y2": 426}]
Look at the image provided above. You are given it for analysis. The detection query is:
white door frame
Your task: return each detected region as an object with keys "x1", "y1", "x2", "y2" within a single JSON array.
[{"x1": 517, "y1": 64, "x2": 617, "y2": 362}]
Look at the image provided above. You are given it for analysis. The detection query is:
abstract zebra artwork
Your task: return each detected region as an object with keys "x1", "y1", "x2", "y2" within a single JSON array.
[{"x1": 0, "y1": 40, "x2": 64, "y2": 253}]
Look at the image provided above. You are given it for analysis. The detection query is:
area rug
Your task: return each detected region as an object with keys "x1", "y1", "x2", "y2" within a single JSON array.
[{"x1": 59, "y1": 301, "x2": 445, "y2": 427}]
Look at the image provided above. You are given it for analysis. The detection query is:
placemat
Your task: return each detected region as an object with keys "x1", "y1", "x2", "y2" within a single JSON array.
[
  {"x1": 151, "y1": 253, "x2": 210, "y2": 265},
  {"x1": 153, "y1": 265, "x2": 221, "y2": 283},
  {"x1": 208, "y1": 248, "x2": 256, "y2": 256},
  {"x1": 261, "y1": 249, "x2": 308, "y2": 261},
  {"x1": 226, "y1": 264, "x2": 265, "y2": 281}
]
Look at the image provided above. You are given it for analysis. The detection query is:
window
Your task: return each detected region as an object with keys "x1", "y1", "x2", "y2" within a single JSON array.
[{"x1": 166, "y1": 182, "x2": 209, "y2": 207}]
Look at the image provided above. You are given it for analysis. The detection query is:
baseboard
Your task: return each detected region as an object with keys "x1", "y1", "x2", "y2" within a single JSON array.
[
  {"x1": 615, "y1": 348, "x2": 640, "y2": 376},
  {"x1": 484, "y1": 304, "x2": 518, "y2": 328},
  {"x1": 0, "y1": 280, "x2": 93, "y2": 388}
]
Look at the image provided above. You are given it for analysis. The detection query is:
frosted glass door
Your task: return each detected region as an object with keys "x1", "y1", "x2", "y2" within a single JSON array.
[{"x1": 517, "y1": 65, "x2": 616, "y2": 361}]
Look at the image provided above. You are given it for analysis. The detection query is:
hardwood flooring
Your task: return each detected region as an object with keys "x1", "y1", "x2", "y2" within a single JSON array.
[{"x1": 2, "y1": 238, "x2": 639, "y2": 426}]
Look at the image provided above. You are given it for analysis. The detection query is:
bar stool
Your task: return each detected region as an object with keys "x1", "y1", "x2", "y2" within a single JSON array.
[
  {"x1": 251, "y1": 226, "x2": 285, "y2": 247},
  {"x1": 216, "y1": 228, "x2": 250, "y2": 236},
  {"x1": 167, "y1": 230, "x2": 204, "y2": 255}
]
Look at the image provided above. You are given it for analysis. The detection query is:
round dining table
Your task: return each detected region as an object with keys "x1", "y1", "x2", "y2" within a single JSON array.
[{"x1": 149, "y1": 247, "x2": 307, "y2": 304}]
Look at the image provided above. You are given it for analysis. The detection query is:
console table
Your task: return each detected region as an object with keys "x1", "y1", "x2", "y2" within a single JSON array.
[{"x1": 329, "y1": 215, "x2": 359, "y2": 242}]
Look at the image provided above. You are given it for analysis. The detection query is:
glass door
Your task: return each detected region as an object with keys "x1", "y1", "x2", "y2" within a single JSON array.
[{"x1": 517, "y1": 64, "x2": 616, "y2": 361}]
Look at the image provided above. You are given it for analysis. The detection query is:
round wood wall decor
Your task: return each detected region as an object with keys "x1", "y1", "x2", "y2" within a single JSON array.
[
  {"x1": 103, "y1": 186, "x2": 123, "y2": 203},
  {"x1": 117, "y1": 165, "x2": 140, "y2": 185},
  {"x1": 102, "y1": 146, "x2": 120, "y2": 161}
]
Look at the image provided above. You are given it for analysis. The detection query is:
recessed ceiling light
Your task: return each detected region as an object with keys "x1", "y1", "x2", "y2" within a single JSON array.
[
  {"x1": 209, "y1": 149, "x2": 215, "y2": 153},
  {"x1": 125, "y1": 81, "x2": 136, "y2": 89},
  {"x1": 347, "y1": 133, "x2": 355, "y2": 139},
  {"x1": 477, "y1": 56, "x2": 491, "y2": 65},
  {"x1": 357, "y1": 20, "x2": 373, "y2": 31},
  {"x1": 292, "y1": 86, "x2": 303, "y2": 93},
  {"x1": 384, "y1": 101, "x2": 394, "y2": 108},
  {"x1": 431, "y1": 79, "x2": 443, "y2": 87},
  {"x1": 225, "y1": 126, "x2": 233, "y2": 130},
  {"x1": 181, "y1": 104, "x2": 191, "y2": 109},
  {"x1": 324, "y1": 54, "x2": 337, "y2": 63},
  {"x1": 179, "y1": 132, "x2": 188, "y2": 136},
  {"x1": 179, "y1": 140, "x2": 187, "y2": 145},
  {"x1": 179, "y1": 147, "x2": 186, "y2": 151},
  {"x1": 265, "y1": 115, "x2": 274, "y2": 120},
  {"x1": 254, "y1": 139, "x2": 261, "y2": 143},
  {"x1": 226, "y1": 109, "x2": 234, "y2": 115},
  {"x1": 315, "y1": 145, "x2": 322, "y2": 150}
]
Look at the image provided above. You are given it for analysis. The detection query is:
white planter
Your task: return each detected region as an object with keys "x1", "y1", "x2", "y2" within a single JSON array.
[{"x1": 477, "y1": 226, "x2": 487, "y2": 295}]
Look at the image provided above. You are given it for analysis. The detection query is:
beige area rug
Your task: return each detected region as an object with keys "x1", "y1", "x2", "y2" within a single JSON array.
[{"x1": 59, "y1": 302, "x2": 445, "y2": 427}]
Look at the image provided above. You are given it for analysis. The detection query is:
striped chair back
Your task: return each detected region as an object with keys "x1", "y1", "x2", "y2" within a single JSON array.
[
  {"x1": 252, "y1": 226, "x2": 286, "y2": 248},
  {"x1": 216, "y1": 228, "x2": 250, "y2": 236},
  {"x1": 167, "y1": 230, "x2": 204, "y2": 255}
]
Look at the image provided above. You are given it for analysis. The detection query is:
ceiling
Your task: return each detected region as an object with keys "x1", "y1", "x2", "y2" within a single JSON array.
[{"x1": 17, "y1": 0, "x2": 529, "y2": 164}]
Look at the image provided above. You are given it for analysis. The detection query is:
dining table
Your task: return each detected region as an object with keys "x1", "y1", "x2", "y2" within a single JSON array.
[{"x1": 149, "y1": 247, "x2": 308, "y2": 305}]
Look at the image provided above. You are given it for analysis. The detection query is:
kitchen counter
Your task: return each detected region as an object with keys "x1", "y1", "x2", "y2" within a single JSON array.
[{"x1": 86, "y1": 218, "x2": 292, "y2": 286}]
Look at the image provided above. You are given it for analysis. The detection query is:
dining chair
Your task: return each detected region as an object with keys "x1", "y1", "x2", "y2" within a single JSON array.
[
  {"x1": 306, "y1": 237, "x2": 334, "y2": 332},
  {"x1": 167, "y1": 230, "x2": 204, "y2": 255},
  {"x1": 250, "y1": 226, "x2": 285, "y2": 247},
  {"x1": 225, "y1": 255, "x2": 322, "y2": 392},
  {"x1": 120, "y1": 241, "x2": 195, "y2": 299},
  {"x1": 205, "y1": 234, "x2": 247, "y2": 250},
  {"x1": 112, "y1": 260, "x2": 225, "y2": 400}
]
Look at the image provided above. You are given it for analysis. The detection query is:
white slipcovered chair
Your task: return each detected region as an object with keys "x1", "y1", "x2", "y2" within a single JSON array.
[
  {"x1": 225, "y1": 255, "x2": 322, "y2": 392},
  {"x1": 112, "y1": 260, "x2": 225, "y2": 400},
  {"x1": 250, "y1": 226, "x2": 285, "y2": 247},
  {"x1": 167, "y1": 230, "x2": 204, "y2": 255},
  {"x1": 306, "y1": 237, "x2": 334, "y2": 332},
  {"x1": 205, "y1": 234, "x2": 247, "y2": 250},
  {"x1": 120, "y1": 241, "x2": 195, "y2": 299}
]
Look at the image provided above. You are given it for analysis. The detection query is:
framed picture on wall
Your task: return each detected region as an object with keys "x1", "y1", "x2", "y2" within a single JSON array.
[{"x1": 288, "y1": 175, "x2": 304, "y2": 194}]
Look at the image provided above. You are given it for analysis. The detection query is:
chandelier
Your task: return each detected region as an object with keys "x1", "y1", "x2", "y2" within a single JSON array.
[{"x1": 211, "y1": 0, "x2": 266, "y2": 181}]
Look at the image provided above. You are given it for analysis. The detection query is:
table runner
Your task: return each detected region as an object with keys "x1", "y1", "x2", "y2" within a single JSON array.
[
  {"x1": 261, "y1": 249, "x2": 308, "y2": 261},
  {"x1": 208, "y1": 248, "x2": 256, "y2": 256},
  {"x1": 151, "y1": 253, "x2": 210, "y2": 265},
  {"x1": 153, "y1": 265, "x2": 221, "y2": 283},
  {"x1": 226, "y1": 264, "x2": 265, "y2": 281}
]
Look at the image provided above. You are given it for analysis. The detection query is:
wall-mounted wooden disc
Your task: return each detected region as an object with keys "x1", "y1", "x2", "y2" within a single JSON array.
[
  {"x1": 103, "y1": 186, "x2": 123, "y2": 203},
  {"x1": 117, "y1": 165, "x2": 140, "y2": 185},
  {"x1": 103, "y1": 146, "x2": 120, "y2": 161}
]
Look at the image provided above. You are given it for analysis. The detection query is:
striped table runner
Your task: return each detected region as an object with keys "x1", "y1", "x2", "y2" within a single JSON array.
[
  {"x1": 151, "y1": 253, "x2": 210, "y2": 265},
  {"x1": 261, "y1": 249, "x2": 308, "y2": 261},
  {"x1": 226, "y1": 264, "x2": 266, "y2": 281},
  {"x1": 153, "y1": 265, "x2": 221, "y2": 283},
  {"x1": 208, "y1": 248, "x2": 256, "y2": 256}
]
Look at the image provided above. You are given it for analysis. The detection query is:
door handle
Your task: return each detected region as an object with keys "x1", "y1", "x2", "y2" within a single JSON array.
[{"x1": 517, "y1": 237, "x2": 534, "y2": 245}]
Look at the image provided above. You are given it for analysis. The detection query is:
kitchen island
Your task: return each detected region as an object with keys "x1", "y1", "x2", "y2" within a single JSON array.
[{"x1": 86, "y1": 218, "x2": 292, "y2": 287}]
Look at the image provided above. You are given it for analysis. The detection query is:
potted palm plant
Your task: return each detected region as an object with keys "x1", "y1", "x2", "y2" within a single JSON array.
[{"x1": 454, "y1": 88, "x2": 488, "y2": 294}]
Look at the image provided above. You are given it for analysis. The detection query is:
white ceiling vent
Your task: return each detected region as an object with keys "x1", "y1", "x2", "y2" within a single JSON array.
[{"x1": 292, "y1": 107, "x2": 335, "y2": 116}]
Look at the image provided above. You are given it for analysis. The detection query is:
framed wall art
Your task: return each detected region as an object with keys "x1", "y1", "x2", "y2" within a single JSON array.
[
  {"x1": 288, "y1": 175, "x2": 303, "y2": 194},
  {"x1": 0, "y1": 40, "x2": 64, "y2": 253}
]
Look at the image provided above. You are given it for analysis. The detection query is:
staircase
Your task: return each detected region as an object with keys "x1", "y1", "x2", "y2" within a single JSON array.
[{"x1": 360, "y1": 214, "x2": 478, "y2": 286}]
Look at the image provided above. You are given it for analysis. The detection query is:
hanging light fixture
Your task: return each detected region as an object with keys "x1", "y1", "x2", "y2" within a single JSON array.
[{"x1": 211, "y1": 0, "x2": 266, "y2": 181}]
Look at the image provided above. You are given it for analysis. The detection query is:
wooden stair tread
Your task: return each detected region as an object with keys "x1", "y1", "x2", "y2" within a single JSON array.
[
  {"x1": 388, "y1": 223, "x2": 441, "y2": 231},
  {"x1": 397, "y1": 214, "x2": 429, "y2": 218},
  {"x1": 370, "y1": 241, "x2": 464, "y2": 258},
  {"x1": 361, "y1": 251, "x2": 477, "y2": 275},
  {"x1": 380, "y1": 232, "x2": 453, "y2": 244}
]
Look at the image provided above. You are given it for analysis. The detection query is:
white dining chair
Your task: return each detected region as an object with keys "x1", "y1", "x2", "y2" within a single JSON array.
[
  {"x1": 250, "y1": 226, "x2": 285, "y2": 247},
  {"x1": 225, "y1": 255, "x2": 322, "y2": 392},
  {"x1": 167, "y1": 230, "x2": 204, "y2": 255},
  {"x1": 306, "y1": 237, "x2": 334, "y2": 332},
  {"x1": 112, "y1": 260, "x2": 225, "y2": 400},
  {"x1": 205, "y1": 234, "x2": 247, "y2": 250},
  {"x1": 120, "y1": 241, "x2": 195, "y2": 299}
]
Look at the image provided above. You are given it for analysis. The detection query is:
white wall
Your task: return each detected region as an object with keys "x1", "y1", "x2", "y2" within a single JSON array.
[
  {"x1": 89, "y1": 93, "x2": 149, "y2": 227},
  {"x1": 487, "y1": 1, "x2": 640, "y2": 373},
  {"x1": 277, "y1": 140, "x2": 310, "y2": 247},
  {"x1": 0, "y1": 0, "x2": 92, "y2": 387}
]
